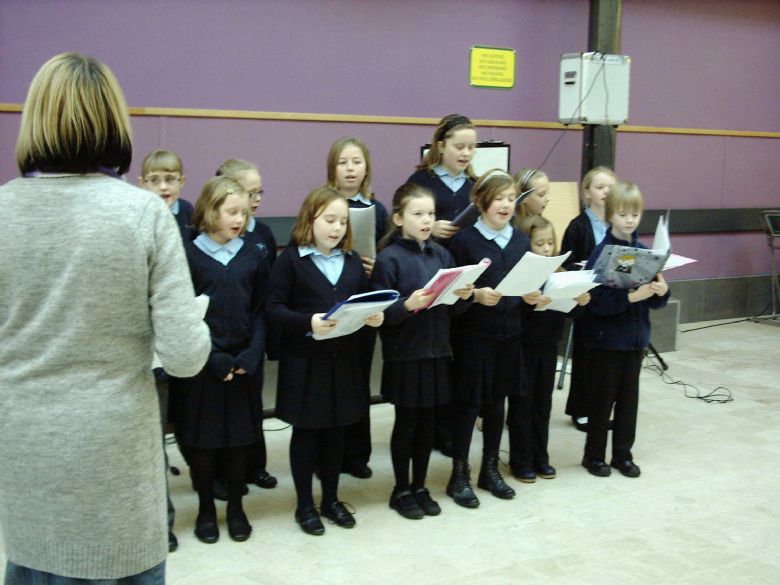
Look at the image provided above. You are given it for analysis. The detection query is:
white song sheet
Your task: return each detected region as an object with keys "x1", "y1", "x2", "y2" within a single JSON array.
[
  {"x1": 535, "y1": 270, "x2": 600, "y2": 313},
  {"x1": 313, "y1": 290, "x2": 399, "y2": 340},
  {"x1": 494, "y1": 251, "x2": 571, "y2": 296}
]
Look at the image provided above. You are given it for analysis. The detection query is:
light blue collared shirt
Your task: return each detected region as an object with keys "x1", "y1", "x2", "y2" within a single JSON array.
[
  {"x1": 247, "y1": 216, "x2": 256, "y2": 232},
  {"x1": 434, "y1": 165, "x2": 468, "y2": 193},
  {"x1": 170, "y1": 199, "x2": 180, "y2": 215},
  {"x1": 475, "y1": 217, "x2": 513, "y2": 249},
  {"x1": 585, "y1": 207, "x2": 608, "y2": 246},
  {"x1": 194, "y1": 233, "x2": 244, "y2": 266},
  {"x1": 350, "y1": 193, "x2": 372, "y2": 206},
  {"x1": 298, "y1": 246, "x2": 345, "y2": 285}
]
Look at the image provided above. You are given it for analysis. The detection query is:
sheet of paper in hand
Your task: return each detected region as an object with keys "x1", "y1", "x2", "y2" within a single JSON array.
[{"x1": 348, "y1": 206, "x2": 376, "y2": 259}]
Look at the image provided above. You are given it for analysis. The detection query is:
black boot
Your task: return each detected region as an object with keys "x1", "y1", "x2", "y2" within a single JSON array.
[
  {"x1": 446, "y1": 458, "x2": 480, "y2": 508},
  {"x1": 477, "y1": 451, "x2": 516, "y2": 499}
]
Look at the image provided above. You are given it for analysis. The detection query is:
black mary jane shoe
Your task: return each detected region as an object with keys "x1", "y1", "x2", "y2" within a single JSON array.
[
  {"x1": 227, "y1": 508, "x2": 253, "y2": 542},
  {"x1": 413, "y1": 488, "x2": 441, "y2": 516},
  {"x1": 581, "y1": 457, "x2": 611, "y2": 477},
  {"x1": 512, "y1": 467, "x2": 537, "y2": 484},
  {"x1": 389, "y1": 489, "x2": 424, "y2": 520},
  {"x1": 295, "y1": 507, "x2": 325, "y2": 536},
  {"x1": 251, "y1": 470, "x2": 278, "y2": 489},
  {"x1": 194, "y1": 514, "x2": 219, "y2": 544},
  {"x1": 611, "y1": 459, "x2": 641, "y2": 478},
  {"x1": 321, "y1": 501, "x2": 356, "y2": 528}
]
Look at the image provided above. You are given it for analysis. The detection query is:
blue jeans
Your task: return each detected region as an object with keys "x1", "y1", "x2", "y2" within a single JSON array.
[{"x1": 4, "y1": 561, "x2": 165, "y2": 585}]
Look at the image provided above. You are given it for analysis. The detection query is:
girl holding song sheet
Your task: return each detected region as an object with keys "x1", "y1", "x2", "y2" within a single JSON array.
[
  {"x1": 447, "y1": 170, "x2": 549, "y2": 509},
  {"x1": 371, "y1": 183, "x2": 474, "y2": 520},
  {"x1": 266, "y1": 187, "x2": 383, "y2": 536}
]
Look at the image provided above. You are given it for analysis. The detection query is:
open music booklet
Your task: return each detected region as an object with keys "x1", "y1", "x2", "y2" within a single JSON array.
[
  {"x1": 419, "y1": 258, "x2": 492, "y2": 310},
  {"x1": 313, "y1": 289, "x2": 399, "y2": 340},
  {"x1": 592, "y1": 213, "x2": 694, "y2": 289}
]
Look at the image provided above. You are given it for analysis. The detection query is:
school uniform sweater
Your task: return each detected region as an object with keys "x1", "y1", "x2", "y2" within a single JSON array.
[
  {"x1": 561, "y1": 211, "x2": 602, "y2": 271},
  {"x1": 371, "y1": 236, "x2": 470, "y2": 361},
  {"x1": 407, "y1": 168, "x2": 474, "y2": 224},
  {"x1": 0, "y1": 175, "x2": 210, "y2": 579},
  {"x1": 448, "y1": 225, "x2": 530, "y2": 340},
  {"x1": 244, "y1": 218, "x2": 278, "y2": 266},
  {"x1": 523, "y1": 305, "x2": 584, "y2": 346},
  {"x1": 583, "y1": 231, "x2": 670, "y2": 351},
  {"x1": 173, "y1": 197, "x2": 195, "y2": 241},
  {"x1": 184, "y1": 240, "x2": 268, "y2": 378}
]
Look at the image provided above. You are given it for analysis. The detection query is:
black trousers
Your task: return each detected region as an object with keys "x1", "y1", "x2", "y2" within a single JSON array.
[
  {"x1": 565, "y1": 319, "x2": 591, "y2": 418},
  {"x1": 584, "y1": 348, "x2": 642, "y2": 462},
  {"x1": 508, "y1": 343, "x2": 557, "y2": 471}
]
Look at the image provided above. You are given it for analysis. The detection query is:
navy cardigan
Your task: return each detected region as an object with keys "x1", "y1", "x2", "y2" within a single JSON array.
[
  {"x1": 582, "y1": 231, "x2": 670, "y2": 351},
  {"x1": 266, "y1": 246, "x2": 370, "y2": 358},
  {"x1": 184, "y1": 239, "x2": 268, "y2": 379},
  {"x1": 560, "y1": 211, "x2": 597, "y2": 272},
  {"x1": 371, "y1": 236, "x2": 471, "y2": 361},
  {"x1": 407, "y1": 168, "x2": 475, "y2": 224},
  {"x1": 244, "y1": 218, "x2": 278, "y2": 267},
  {"x1": 449, "y1": 225, "x2": 531, "y2": 341},
  {"x1": 173, "y1": 198, "x2": 195, "y2": 242}
]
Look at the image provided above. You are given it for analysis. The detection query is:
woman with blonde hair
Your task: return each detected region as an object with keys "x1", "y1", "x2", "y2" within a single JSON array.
[{"x1": 0, "y1": 53, "x2": 210, "y2": 583}]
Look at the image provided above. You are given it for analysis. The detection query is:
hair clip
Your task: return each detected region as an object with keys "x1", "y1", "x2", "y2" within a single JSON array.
[
  {"x1": 482, "y1": 169, "x2": 510, "y2": 181},
  {"x1": 519, "y1": 168, "x2": 538, "y2": 189}
]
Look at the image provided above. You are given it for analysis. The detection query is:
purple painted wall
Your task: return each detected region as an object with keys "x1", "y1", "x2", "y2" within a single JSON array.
[{"x1": 1, "y1": 0, "x2": 778, "y2": 279}]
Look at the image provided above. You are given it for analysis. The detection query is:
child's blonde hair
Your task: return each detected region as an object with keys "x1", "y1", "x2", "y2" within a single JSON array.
[
  {"x1": 417, "y1": 114, "x2": 477, "y2": 180},
  {"x1": 513, "y1": 168, "x2": 549, "y2": 223},
  {"x1": 192, "y1": 176, "x2": 248, "y2": 235},
  {"x1": 16, "y1": 52, "x2": 132, "y2": 175},
  {"x1": 141, "y1": 150, "x2": 183, "y2": 177},
  {"x1": 215, "y1": 158, "x2": 257, "y2": 178},
  {"x1": 605, "y1": 182, "x2": 644, "y2": 223},
  {"x1": 470, "y1": 169, "x2": 516, "y2": 214},
  {"x1": 517, "y1": 214, "x2": 558, "y2": 255},
  {"x1": 290, "y1": 186, "x2": 353, "y2": 252},
  {"x1": 581, "y1": 166, "x2": 617, "y2": 206},
  {"x1": 326, "y1": 137, "x2": 374, "y2": 200}
]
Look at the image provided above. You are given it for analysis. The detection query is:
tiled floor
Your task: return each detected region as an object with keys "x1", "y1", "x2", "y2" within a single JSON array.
[{"x1": 2, "y1": 319, "x2": 779, "y2": 584}]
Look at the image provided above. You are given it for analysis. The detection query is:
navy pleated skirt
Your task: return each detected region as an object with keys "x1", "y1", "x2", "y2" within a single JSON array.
[{"x1": 381, "y1": 356, "x2": 451, "y2": 408}]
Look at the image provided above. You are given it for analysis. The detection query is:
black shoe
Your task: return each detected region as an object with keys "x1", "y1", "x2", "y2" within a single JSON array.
[
  {"x1": 477, "y1": 452, "x2": 516, "y2": 499},
  {"x1": 611, "y1": 459, "x2": 641, "y2": 478},
  {"x1": 227, "y1": 508, "x2": 252, "y2": 542},
  {"x1": 342, "y1": 464, "x2": 373, "y2": 479},
  {"x1": 512, "y1": 467, "x2": 537, "y2": 484},
  {"x1": 295, "y1": 507, "x2": 324, "y2": 536},
  {"x1": 194, "y1": 513, "x2": 219, "y2": 544},
  {"x1": 582, "y1": 457, "x2": 611, "y2": 477},
  {"x1": 250, "y1": 470, "x2": 278, "y2": 489},
  {"x1": 535, "y1": 464, "x2": 557, "y2": 479},
  {"x1": 213, "y1": 479, "x2": 248, "y2": 502},
  {"x1": 446, "y1": 458, "x2": 480, "y2": 508},
  {"x1": 321, "y1": 501, "x2": 356, "y2": 528},
  {"x1": 168, "y1": 531, "x2": 178, "y2": 552},
  {"x1": 572, "y1": 416, "x2": 589, "y2": 432},
  {"x1": 413, "y1": 488, "x2": 441, "y2": 516},
  {"x1": 389, "y1": 489, "x2": 424, "y2": 520}
]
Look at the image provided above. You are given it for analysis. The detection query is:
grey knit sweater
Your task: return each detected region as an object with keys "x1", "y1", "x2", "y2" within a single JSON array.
[{"x1": 0, "y1": 175, "x2": 211, "y2": 579}]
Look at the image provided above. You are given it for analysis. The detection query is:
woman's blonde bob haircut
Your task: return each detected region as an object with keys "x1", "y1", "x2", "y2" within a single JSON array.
[
  {"x1": 605, "y1": 182, "x2": 644, "y2": 223},
  {"x1": 16, "y1": 52, "x2": 132, "y2": 175},
  {"x1": 192, "y1": 176, "x2": 249, "y2": 235},
  {"x1": 290, "y1": 186, "x2": 353, "y2": 252}
]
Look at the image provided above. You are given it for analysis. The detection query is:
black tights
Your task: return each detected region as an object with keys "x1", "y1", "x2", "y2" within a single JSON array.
[
  {"x1": 390, "y1": 406, "x2": 435, "y2": 491},
  {"x1": 451, "y1": 399, "x2": 505, "y2": 460},
  {"x1": 290, "y1": 426, "x2": 344, "y2": 511},
  {"x1": 188, "y1": 445, "x2": 248, "y2": 518}
]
